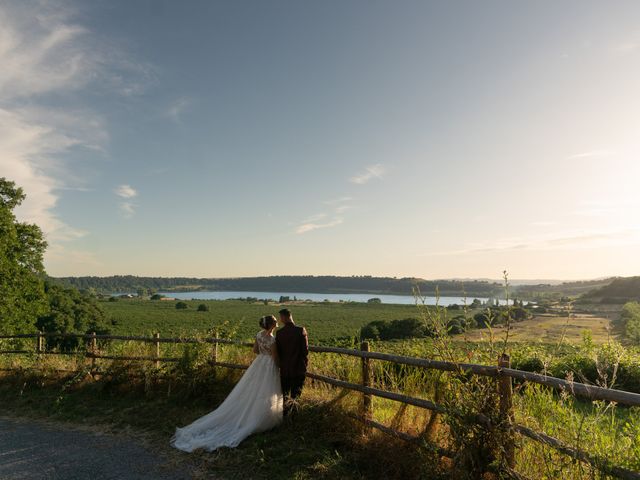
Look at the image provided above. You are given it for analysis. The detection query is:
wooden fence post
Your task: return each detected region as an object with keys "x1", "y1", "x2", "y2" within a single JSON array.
[
  {"x1": 154, "y1": 333, "x2": 160, "y2": 369},
  {"x1": 35, "y1": 331, "x2": 43, "y2": 354},
  {"x1": 90, "y1": 331, "x2": 97, "y2": 370},
  {"x1": 497, "y1": 353, "x2": 515, "y2": 469},
  {"x1": 212, "y1": 329, "x2": 218, "y2": 365},
  {"x1": 361, "y1": 341, "x2": 373, "y2": 431}
]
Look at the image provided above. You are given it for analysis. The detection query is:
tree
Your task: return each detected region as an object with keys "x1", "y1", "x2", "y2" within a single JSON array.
[
  {"x1": 0, "y1": 178, "x2": 48, "y2": 334},
  {"x1": 150, "y1": 294, "x2": 165, "y2": 300},
  {"x1": 176, "y1": 302, "x2": 188, "y2": 310},
  {"x1": 197, "y1": 303, "x2": 209, "y2": 312},
  {"x1": 367, "y1": 298, "x2": 382, "y2": 304},
  {"x1": 621, "y1": 302, "x2": 640, "y2": 343},
  {"x1": 36, "y1": 282, "x2": 109, "y2": 351}
]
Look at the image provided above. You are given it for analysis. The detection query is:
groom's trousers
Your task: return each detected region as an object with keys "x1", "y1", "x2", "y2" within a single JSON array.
[{"x1": 281, "y1": 375, "x2": 305, "y2": 415}]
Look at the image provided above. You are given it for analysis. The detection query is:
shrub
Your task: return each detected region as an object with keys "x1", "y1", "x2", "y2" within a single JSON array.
[
  {"x1": 361, "y1": 318, "x2": 428, "y2": 340},
  {"x1": 36, "y1": 282, "x2": 110, "y2": 351},
  {"x1": 621, "y1": 302, "x2": 640, "y2": 343},
  {"x1": 197, "y1": 304, "x2": 209, "y2": 312},
  {"x1": 150, "y1": 294, "x2": 165, "y2": 300},
  {"x1": 367, "y1": 298, "x2": 382, "y2": 304},
  {"x1": 175, "y1": 302, "x2": 188, "y2": 310}
]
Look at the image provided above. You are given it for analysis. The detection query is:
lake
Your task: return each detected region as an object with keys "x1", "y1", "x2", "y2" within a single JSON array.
[{"x1": 158, "y1": 290, "x2": 494, "y2": 306}]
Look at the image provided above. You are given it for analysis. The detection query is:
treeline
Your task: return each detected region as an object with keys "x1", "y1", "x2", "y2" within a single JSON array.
[
  {"x1": 514, "y1": 278, "x2": 615, "y2": 300},
  {"x1": 55, "y1": 275, "x2": 504, "y2": 297},
  {"x1": 580, "y1": 277, "x2": 640, "y2": 304},
  {"x1": 0, "y1": 178, "x2": 109, "y2": 347}
]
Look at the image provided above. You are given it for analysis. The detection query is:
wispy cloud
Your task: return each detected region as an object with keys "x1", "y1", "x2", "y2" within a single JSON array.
[
  {"x1": 421, "y1": 229, "x2": 640, "y2": 256},
  {"x1": 350, "y1": 164, "x2": 386, "y2": 184},
  {"x1": 296, "y1": 217, "x2": 344, "y2": 234},
  {"x1": 295, "y1": 197, "x2": 353, "y2": 234},
  {"x1": 163, "y1": 96, "x2": 191, "y2": 122},
  {"x1": 612, "y1": 41, "x2": 640, "y2": 56},
  {"x1": 566, "y1": 150, "x2": 613, "y2": 160},
  {"x1": 0, "y1": 1, "x2": 150, "y2": 248},
  {"x1": 323, "y1": 196, "x2": 353, "y2": 205},
  {"x1": 119, "y1": 202, "x2": 136, "y2": 219},
  {"x1": 115, "y1": 185, "x2": 137, "y2": 218},
  {"x1": 115, "y1": 184, "x2": 137, "y2": 199}
]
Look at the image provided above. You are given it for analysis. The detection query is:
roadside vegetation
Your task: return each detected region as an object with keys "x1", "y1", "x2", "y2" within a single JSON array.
[{"x1": 2, "y1": 177, "x2": 640, "y2": 478}]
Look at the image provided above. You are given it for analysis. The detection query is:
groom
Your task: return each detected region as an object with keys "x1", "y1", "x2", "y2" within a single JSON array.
[{"x1": 275, "y1": 308, "x2": 309, "y2": 416}]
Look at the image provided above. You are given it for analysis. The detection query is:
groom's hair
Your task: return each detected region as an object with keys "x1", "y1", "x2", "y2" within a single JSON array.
[{"x1": 278, "y1": 308, "x2": 292, "y2": 319}]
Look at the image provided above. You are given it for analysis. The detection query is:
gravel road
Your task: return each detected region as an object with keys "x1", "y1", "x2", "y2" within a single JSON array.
[{"x1": 0, "y1": 417, "x2": 195, "y2": 480}]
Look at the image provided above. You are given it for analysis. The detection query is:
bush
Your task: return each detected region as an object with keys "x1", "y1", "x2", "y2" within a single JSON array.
[
  {"x1": 513, "y1": 356, "x2": 545, "y2": 373},
  {"x1": 361, "y1": 318, "x2": 428, "y2": 340},
  {"x1": 36, "y1": 282, "x2": 110, "y2": 351},
  {"x1": 150, "y1": 294, "x2": 165, "y2": 300},
  {"x1": 175, "y1": 302, "x2": 188, "y2": 310},
  {"x1": 197, "y1": 304, "x2": 209, "y2": 312},
  {"x1": 367, "y1": 298, "x2": 382, "y2": 304},
  {"x1": 621, "y1": 302, "x2": 640, "y2": 343}
]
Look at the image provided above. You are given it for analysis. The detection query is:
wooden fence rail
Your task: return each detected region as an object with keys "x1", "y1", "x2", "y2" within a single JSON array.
[{"x1": 1, "y1": 331, "x2": 639, "y2": 479}]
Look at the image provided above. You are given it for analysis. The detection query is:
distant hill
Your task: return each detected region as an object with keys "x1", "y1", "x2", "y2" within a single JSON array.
[
  {"x1": 580, "y1": 276, "x2": 640, "y2": 303},
  {"x1": 513, "y1": 278, "x2": 616, "y2": 299},
  {"x1": 54, "y1": 275, "x2": 504, "y2": 298}
]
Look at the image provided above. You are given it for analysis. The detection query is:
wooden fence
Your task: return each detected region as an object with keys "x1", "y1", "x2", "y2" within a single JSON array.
[{"x1": 1, "y1": 331, "x2": 639, "y2": 480}]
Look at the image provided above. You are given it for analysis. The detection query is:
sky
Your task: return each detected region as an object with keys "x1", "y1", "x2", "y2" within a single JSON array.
[{"x1": 2, "y1": 0, "x2": 640, "y2": 280}]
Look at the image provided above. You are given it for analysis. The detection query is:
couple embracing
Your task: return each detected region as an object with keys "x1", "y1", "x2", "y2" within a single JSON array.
[{"x1": 171, "y1": 308, "x2": 309, "y2": 452}]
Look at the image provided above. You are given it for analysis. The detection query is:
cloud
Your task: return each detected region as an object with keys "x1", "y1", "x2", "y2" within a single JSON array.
[
  {"x1": 421, "y1": 229, "x2": 640, "y2": 256},
  {"x1": 0, "y1": 1, "x2": 151, "y2": 254},
  {"x1": 566, "y1": 150, "x2": 613, "y2": 160},
  {"x1": 115, "y1": 185, "x2": 138, "y2": 217},
  {"x1": 612, "y1": 42, "x2": 640, "y2": 56},
  {"x1": 296, "y1": 217, "x2": 344, "y2": 234},
  {"x1": 115, "y1": 184, "x2": 137, "y2": 199},
  {"x1": 350, "y1": 164, "x2": 386, "y2": 184},
  {"x1": 163, "y1": 97, "x2": 191, "y2": 122},
  {"x1": 323, "y1": 196, "x2": 353, "y2": 205},
  {"x1": 119, "y1": 202, "x2": 136, "y2": 219},
  {"x1": 294, "y1": 197, "x2": 352, "y2": 234}
]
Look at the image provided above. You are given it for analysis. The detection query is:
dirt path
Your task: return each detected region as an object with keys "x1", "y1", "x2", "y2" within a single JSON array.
[{"x1": 0, "y1": 417, "x2": 196, "y2": 480}]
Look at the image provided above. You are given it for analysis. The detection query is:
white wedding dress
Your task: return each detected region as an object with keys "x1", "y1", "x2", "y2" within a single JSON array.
[{"x1": 171, "y1": 332, "x2": 283, "y2": 452}]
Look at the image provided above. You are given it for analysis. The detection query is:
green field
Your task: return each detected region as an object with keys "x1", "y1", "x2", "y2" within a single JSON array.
[{"x1": 102, "y1": 299, "x2": 422, "y2": 343}]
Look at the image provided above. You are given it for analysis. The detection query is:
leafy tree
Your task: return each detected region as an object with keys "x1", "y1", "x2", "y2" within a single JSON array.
[
  {"x1": 621, "y1": 302, "x2": 640, "y2": 343},
  {"x1": 0, "y1": 178, "x2": 48, "y2": 334},
  {"x1": 197, "y1": 303, "x2": 209, "y2": 312},
  {"x1": 35, "y1": 282, "x2": 109, "y2": 351},
  {"x1": 176, "y1": 301, "x2": 188, "y2": 310},
  {"x1": 367, "y1": 298, "x2": 382, "y2": 304},
  {"x1": 361, "y1": 318, "x2": 429, "y2": 340}
]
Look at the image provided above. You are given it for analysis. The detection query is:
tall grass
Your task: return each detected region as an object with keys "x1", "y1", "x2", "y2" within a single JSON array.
[{"x1": 2, "y1": 290, "x2": 640, "y2": 478}]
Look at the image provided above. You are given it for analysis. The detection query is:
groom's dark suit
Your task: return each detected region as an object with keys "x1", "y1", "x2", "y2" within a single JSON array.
[{"x1": 276, "y1": 322, "x2": 309, "y2": 414}]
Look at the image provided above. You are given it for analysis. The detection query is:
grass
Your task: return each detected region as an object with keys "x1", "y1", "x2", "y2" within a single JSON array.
[
  {"x1": 0, "y1": 361, "x2": 438, "y2": 480},
  {"x1": 102, "y1": 299, "x2": 424, "y2": 343},
  {"x1": 462, "y1": 314, "x2": 618, "y2": 344},
  {"x1": 3, "y1": 299, "x2": 640, "y2": 478}
]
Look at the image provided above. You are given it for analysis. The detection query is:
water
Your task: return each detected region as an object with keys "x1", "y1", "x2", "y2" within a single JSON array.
[{"x1": 157, "y1": 290, "x2": 495, "y2": 306}]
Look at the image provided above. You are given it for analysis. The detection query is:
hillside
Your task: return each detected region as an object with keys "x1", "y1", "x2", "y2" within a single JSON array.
[
  {"x1": 581, "y1": 276, "x2": 640, "y2": 303},
  {"x1": 54, "y1": 275, "x2": 503, "y2": 298},
  {"x1": 513, "y1": 278, "x2": 616, "y2": 299}
]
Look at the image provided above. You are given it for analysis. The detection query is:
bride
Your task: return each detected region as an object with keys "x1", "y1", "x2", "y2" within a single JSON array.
[{"x1": 171, "y1": 315, "x2": 283, "y2": 452}]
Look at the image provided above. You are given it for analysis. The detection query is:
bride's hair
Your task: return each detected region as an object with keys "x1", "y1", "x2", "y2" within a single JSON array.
[{"x1": 259, "y1": 315, "x2": 277, "y2": 330}]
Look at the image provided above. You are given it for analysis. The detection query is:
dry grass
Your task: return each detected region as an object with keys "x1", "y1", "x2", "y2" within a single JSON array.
[{"x1": 463, "y1": 314, "x2": 618, "y2": 344}]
